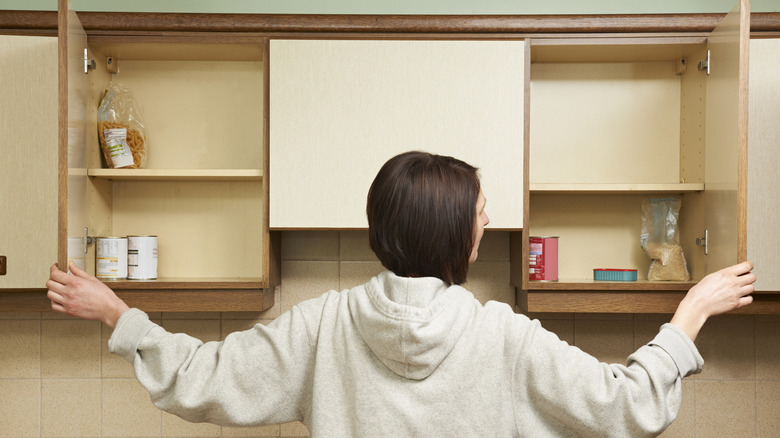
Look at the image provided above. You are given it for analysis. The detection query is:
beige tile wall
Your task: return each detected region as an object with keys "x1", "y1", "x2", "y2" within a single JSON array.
[{"x1": 0, "y1": 231, "x2": 777, "y2": 437}]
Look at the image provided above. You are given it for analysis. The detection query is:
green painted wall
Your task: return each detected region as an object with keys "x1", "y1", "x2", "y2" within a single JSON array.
[{"x1": 2, "y1": 0, "x2": 779, "y2": 14}]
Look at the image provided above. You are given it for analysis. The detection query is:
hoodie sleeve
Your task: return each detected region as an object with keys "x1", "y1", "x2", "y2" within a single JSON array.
[
  {"x1": 108, "y1": 300, "x2": 323, "y2": 427},
  {"x1": 510, "y1": 318, "x2": 702, "y2": 438}
]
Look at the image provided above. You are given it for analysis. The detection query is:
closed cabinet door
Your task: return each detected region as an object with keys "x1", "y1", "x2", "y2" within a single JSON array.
[
  {"x1": 269, "y1": 39, "x2": 526, "y2": 229},
  {"x1": 0, "y1": 35, "x2": 58, "y2": 289},
  {"x1": 747, "y1": 37, "x2": 780, "y2": 291}
]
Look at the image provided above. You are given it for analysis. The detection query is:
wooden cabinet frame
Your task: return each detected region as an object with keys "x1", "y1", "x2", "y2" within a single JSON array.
[{"x1": 1, "y1": 8, "x2": 778, "y2": 313}]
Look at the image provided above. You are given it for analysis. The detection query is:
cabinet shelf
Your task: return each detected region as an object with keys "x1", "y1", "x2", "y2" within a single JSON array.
[
  {"x1": 528, "y1": 279, "x2": 695, "y2": 291},
  {"x1": 529, "y1": 183, "x2": 704, "y2": 194},
  {"x1": 101, "y1": 277, "x2": 267, "y2": 290},
  {"x1": 88, "y1": 168, "x2": 262, "y2": 181}
]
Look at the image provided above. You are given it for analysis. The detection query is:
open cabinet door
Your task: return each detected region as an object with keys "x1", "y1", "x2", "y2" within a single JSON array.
[
  {"x1": 703, "y1": 0, "x2": 750, "y2": 274},
  {"x1": 747, "y1": 38, "x2": 780, "y2": 291},
  {"x1": 58, "y1": 0, "x2": 89, "y2": 273}
]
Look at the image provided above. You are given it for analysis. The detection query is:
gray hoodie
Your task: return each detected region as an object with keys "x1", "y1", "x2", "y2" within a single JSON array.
[{"x1": 109, "y1": 270, "x2": 702, "y2": 437}]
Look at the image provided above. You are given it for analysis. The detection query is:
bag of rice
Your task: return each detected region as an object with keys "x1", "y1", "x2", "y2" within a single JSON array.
[{"x1": 640, "y1": 197, "x2": 690, "y2": 281}]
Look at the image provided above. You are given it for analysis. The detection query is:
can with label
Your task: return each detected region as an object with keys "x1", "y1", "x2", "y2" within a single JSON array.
[
  {"x1": 127, "y1": 235, "x2": 157, "y2": 280},
  {"x1": 529, "y1": 236, "x2": 558, "y2": 281},
  {"x1": 67, "y1": 237, "x2": 86, "y2": 273},
  {"x1": 96, "y1": 237, "x2": 128, "y2": 280}
]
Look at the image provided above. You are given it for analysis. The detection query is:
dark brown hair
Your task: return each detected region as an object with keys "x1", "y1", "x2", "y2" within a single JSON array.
[{"x1": 367, "y1": 151, "x2": 480, "y2": 285}]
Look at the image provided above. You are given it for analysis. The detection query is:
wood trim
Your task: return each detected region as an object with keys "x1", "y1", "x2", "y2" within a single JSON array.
[
  {"x1": 524, "y1": 290, "x2": 780, "y2": 314},
  {"x1": 0, "y1": 10, "x2": 58, "y2": 35},
  {"x1": 2, "y1": 11, "x2": 779, "y2": 35},
  {"x1": 262, "y1": 38, "x2": 282, "y2": 288},
  {"x1": 0, "y1": 288, "x2": 274, "y2": 312},
  {"x1": 520, "y1": 39, "x2": 532, "y2": 291},
  {"x1": 115, "y1": 289, "x2": 274, "y2": 312},
  {"x1": 737, "y1": 0, "x2": 750, "y2": 262},
  {"x1": 56, "y1": 0, "x2": 68, "y2": 271}
]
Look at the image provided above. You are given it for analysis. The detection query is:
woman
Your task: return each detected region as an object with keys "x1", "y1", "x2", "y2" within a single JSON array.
[{"x1": 47, "y1": 151, "x2": 755, "y2": 437}]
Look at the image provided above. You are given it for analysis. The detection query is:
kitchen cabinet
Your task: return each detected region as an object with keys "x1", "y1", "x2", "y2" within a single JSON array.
[
  {"x1": 1, "y1": 3, "x2": 777, "y2": 314},
  {"x1": 515, "y1": 0, "x2": 780, "y2": 313},
  {"x1": 0, "y1": 0, "x2": 279, "y2": 312},
  {"x1": 0, "y1": 35, "x2": 58, "y2": 290},
  {"x1": 268, "y1": 39, "x2": 527, "y2": 230},
  {"x1": 67, "y1": 5, "x2": 279, "y2": 312}
]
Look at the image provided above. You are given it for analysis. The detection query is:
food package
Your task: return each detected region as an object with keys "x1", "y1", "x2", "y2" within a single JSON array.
[
  {"x1": 97, "y1": 81, "x2": 147, "y2": 168},
  {"x1": 640, "y1": 197, "x2": 690, "y2": 281}
]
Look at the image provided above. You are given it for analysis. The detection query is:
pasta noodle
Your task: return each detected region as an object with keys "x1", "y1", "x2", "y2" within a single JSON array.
[
  {"x1": 96, "y1": 81, "x2": 148, "y2": 169},
  {"x1": 98, "y1": 121, "x2": 146, "y2": 169}
]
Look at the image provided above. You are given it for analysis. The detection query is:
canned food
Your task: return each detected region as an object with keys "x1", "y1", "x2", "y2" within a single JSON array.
[
  {"x1": 67, "y1": 237, "x2": 86, "y2": 273},
  {"x1": 127, "y1": 235, "x2": 157, "y2": 280},
  {"x1": 96, "y1": 237, "x2": 128, "y2": 280},
  {"x1": 529, "y1": 236, "x2": 558, "y2": 281}
]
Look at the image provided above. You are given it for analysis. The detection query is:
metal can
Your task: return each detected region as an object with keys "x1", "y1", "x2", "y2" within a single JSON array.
[
  {"x1": 95, "y1": 237, "x2": 128, "y2": 280},
  {"x1": 529, "y1": 236, "x2": 558, "y2": 281},
  {"x1": 127, "y1": 235, "x2": 157, "y2": 280},
  {"x1": 67, "y1": 237, "x2": 86, "y2": 273}
]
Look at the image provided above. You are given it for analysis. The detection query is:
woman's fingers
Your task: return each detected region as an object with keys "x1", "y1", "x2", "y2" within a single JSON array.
[
  {"x1": 68, "y1": 261, "x2": 90, "y2": 279},
  {"x1": 49, "y1": 263, "x2": 70, "y2": 284},
  {"x1": 729, "y1": 260, "x2": 754, "y2": 276},
  {"x1": 46, "y1": 289, "x2": 61, "y2": 301},
  {"x1": 738, "y1": 272, "x2": 757, "y2": 288},
  {"x1": 47, "y1": 289, "x2": 67, "y2": 314}
]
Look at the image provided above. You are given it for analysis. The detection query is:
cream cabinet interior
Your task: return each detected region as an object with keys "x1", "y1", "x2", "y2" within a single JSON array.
[
  {"x1": 517, "y1": 0, "x2": 779, "y2": 313},
  {"x1": 524, "y1": 37, "x2": 713, "y2": 293},
  {"x1": 269, "y1": 39, "x2": 527, "y2": 230},
  {"x1": 526, "y1": 40, "x2": 708, "y2": 283},
  {"x1": 0, "y1": 35, "x2": 58, "y2": 290},
  {"x1": 50, "y1": 1, "x2": 278, "y2": 312}
]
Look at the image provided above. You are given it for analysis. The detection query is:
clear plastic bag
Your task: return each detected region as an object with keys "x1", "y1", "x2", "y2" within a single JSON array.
[
  {"x1": 97, "y1": 81, "x2": 148, "y2": 169},
  {"x1": 640, "y1": 197, "x2": 690, "y2": 281}
]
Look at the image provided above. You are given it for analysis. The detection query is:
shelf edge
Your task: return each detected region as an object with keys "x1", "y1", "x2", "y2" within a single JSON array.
[{"x1": 87, "y1": 168, "x2": 263, "y2": 181}]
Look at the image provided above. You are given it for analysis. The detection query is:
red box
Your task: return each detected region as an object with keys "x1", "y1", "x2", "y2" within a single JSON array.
[{"x1": 529, "y1": 236, "x2": 558, "y2": 281}]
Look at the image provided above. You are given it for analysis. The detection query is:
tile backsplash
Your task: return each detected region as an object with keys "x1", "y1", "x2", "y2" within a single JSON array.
[{"x1": 0, "y1": 231, "x2": 778, "y2": 437}]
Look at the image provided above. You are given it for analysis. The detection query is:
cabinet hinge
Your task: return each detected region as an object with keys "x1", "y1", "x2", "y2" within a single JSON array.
[
  {"x1": 83, "y1": 227, "x2": 94, "y2": 254},
  {"x1": 696, "y1": 229, "x2": 709, "y2": 255},
  {"x1": 84, "y1": 48, "x2": 96, "y2": 74},
  {"x1": 697, "y1": 49, "x2": 710, "y2": 75}
]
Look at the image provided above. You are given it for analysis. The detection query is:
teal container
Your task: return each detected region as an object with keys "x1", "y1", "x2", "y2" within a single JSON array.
[{"x1": 593, "y1": 269, "x2": 637, "y2": 281}]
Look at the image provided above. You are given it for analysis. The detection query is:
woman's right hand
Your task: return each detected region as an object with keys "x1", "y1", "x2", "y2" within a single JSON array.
[
  {"x1": 46, "y1": 263, "x2": 130, "y2": 328},
  {"x1": 670, "y1": 261, "x2": 755, "y2": 342}
]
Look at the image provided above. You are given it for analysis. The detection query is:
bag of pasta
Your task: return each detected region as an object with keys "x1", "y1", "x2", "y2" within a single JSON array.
[
  {"x1": 97, "y1": 81, "x2": 147, "y2": 168},
  {"x1": 640, "y1": 197, "x2": 690, "y2": 281}
]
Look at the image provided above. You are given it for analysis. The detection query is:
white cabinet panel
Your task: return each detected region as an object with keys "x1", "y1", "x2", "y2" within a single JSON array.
[
  {"x1": 747, "y1": 38, "x2": 780, "y2": 291},
  {"x1": 0, "y1": 35, "x2": 58, "y2": 288},
  {"x1": 270, "y1": 39, "x2": 525, "y2": 229}
]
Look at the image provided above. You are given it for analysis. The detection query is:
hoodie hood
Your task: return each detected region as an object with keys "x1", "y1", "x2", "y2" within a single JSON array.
[{"x1": 348, "y1": 270, "x2": 476, "y2": 380}]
